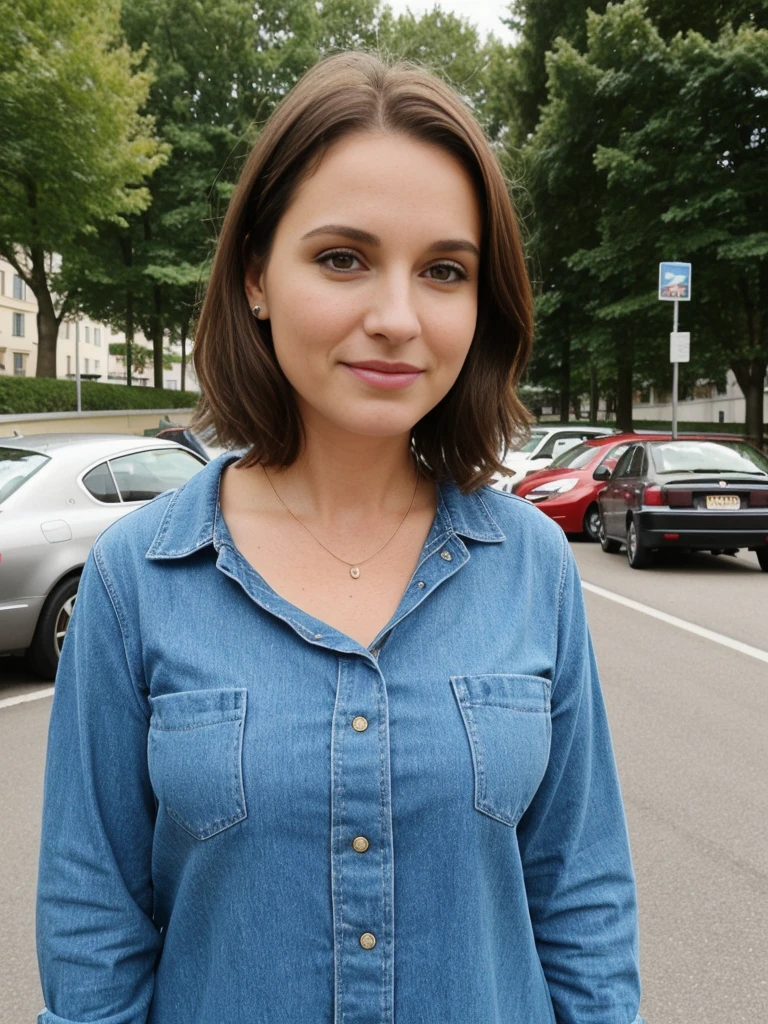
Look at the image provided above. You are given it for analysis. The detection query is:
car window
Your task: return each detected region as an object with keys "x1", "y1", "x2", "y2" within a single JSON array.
[
  {"x1": 517, "y1": 431, "x2": 548, "y2": 454},
  {"x1": 614, "y1": 447, "x2": 637, "y2": 478},
  {"x1": 108, "y1": 448, "x2": 205, "y2": 503},
  {"x1": 82, "y1": 462, "x2": 121, "y2": 504},
  {"x1": 651, "y1": 440, "x2": 768, "y2": 475},
  {"x1": 549, "y1": 443, "x2": 598, "y2": 470},
  {"x1": 0, "y1": 447, "x2": 50, "y2": 505},
  {"x1": 599, "y1": 443, "x2": 629, "y2": 471}
]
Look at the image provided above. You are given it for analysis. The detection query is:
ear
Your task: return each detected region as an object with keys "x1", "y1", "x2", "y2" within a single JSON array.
[{"x1": 244, "y1": 262, "x2": 268, "y2": 319}]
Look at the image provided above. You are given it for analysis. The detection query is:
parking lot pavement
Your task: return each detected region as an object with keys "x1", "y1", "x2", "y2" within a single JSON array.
[{"x1": 2, "y1": 543, "x2": 767, "y2": 1022}]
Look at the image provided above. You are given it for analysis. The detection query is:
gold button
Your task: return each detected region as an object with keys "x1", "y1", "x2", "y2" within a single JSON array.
[
  {"x1": 360, "y1": 932, "x2": 376, "y2": 949},
  {"x1": 352, "y1": 835, "x2": 369, "y2": 853},
  {"x1": 352, "y1": 716, "x2": 368, "y2": 732}
]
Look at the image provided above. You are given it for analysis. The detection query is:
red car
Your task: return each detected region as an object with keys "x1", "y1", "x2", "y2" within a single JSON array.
[{"x1": 513, "y1": 433, "x2": 672, "y2": 540}]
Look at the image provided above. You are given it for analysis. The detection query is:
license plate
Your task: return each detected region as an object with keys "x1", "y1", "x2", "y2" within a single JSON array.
[{"x1": 706, "y1": 494, "x2": 740, "y2": 509}]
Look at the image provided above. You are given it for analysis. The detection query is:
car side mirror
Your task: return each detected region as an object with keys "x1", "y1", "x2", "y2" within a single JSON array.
[{"x1": 592, "y1": 464, "x2": 611, "y2": 481}]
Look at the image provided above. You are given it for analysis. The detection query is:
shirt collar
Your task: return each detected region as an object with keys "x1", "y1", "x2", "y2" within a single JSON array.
[{"x1": 146, "y1": 451, "x2": 505, "y2": 561}]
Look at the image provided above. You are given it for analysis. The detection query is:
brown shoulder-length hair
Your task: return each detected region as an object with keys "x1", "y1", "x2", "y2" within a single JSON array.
[{"x1": 190, "y1": 50, "x2": 533, "y2": 492}]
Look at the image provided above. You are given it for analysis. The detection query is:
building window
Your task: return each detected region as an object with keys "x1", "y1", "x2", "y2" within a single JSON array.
[
  {"x1": 166, "y1": 379, "x2": 178, "y2": 389},
  {"x1": 84, "y1": 325, "x2": 89, "y2": 344},
  {"x1": 13, "y1": 275, "x2": 25, "y2": 301},
  {"x1": 84, "y1": 358, "x2": 90, "y2": 373},
  {"x1": 67, "y1": 355, "x2": 71, "y2": 375},
  {"x1": 0, "y1": 270, "x2": 5, "y2": 295},
  {"x1": 94, "y1": 327, "x2": 101, "y2": 347},
  {"x1": 12, "y1": 312, "x2": 24, "y2": 337},
  {"x1": 95, "y1": 360, "x2": 100, "y2": 371},
  {"x1": 13, "y1": 353, "x2": 25, "y2": 376},
  {"x1": 65, "y1": 322, "x2": 70, "y2": 340}
]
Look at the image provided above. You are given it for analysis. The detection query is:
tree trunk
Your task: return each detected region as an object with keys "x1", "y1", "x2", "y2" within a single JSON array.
[
  {"x1": 27, "y1": 246, "x2": 59, "y2": 378},
  {"x1": 559, "y1": 331, "x2": 570, "y2": 423},
  {"x1": 731, "y1": 358, "x2": 766, "y2": 448},
  {"x1": 151, "y1": 284, "x2": 164, "y2": 390},
  {"x1": 589, "y1": 363, "x2": 599, "y2": 422},
  {"x1": 615, "y1": 334, "x2": 634, "y2": 433},
  {"x1": 126, "y1": 291, "x2": 134, "y2": 387}
]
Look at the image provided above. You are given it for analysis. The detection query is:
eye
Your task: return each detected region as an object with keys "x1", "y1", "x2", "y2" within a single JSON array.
[
  {"x1": 316, "y1": 249, "x2": 363, "y2": 273},
  {"x1": 425, "y1": 262, "x2": 469, "y2": 283}
]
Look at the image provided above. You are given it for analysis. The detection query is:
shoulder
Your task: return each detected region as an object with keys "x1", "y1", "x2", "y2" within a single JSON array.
[{"x1": 479, "y1": 485, "x2": 568, "y2": 553}]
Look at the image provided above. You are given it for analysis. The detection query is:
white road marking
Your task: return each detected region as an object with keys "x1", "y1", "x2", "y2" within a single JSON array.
[
  {"x1": 0, "y1": 687, "x2": 55, "y2": 710},
  {"x1": 582, "y1": 581, "x2": 768, "y2": 665}
]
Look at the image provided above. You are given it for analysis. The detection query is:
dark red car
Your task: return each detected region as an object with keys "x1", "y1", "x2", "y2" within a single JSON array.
[
  {"x1": 597, "y1": 436, "x2": 768, "y2": 569},
  {"x1": 513, "y1": 433, "x2": 672, "y2": 540}
]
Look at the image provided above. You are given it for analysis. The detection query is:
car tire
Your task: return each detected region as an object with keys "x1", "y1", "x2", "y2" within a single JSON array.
[
  {"x1": 599, "y1": 515, "x2": 621, "y2": 553},
  {"x1": 26, "y1": 575, "x2": 81, "y2": 680},
  {"x1": 626, "y1": 519, "x2": 653, "y2": 569},
  {"x1": 583, "y1": 503, "x2": 602, "y2": 542},
  {"x1": 757, "y1": 548, "x2": 768, "y2": 572}
]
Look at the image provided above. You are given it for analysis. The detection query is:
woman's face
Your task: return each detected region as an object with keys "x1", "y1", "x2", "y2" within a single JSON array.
[{"x1": 244, "y1": 131, "x2": 482, "y2": 442}]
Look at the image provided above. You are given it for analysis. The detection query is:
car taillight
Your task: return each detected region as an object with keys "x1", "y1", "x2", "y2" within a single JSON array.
[
  {"x1": 750, "y1": 491, "x2": 768, "y2": 508},
  {"x1": 643, "y1": 485, "x2": 665, "y2": 506}
]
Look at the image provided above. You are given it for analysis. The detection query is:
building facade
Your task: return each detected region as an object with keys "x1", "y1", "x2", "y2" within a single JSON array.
[{"x1": 0, "y1": 256, "x2": 199, "y2": 391}]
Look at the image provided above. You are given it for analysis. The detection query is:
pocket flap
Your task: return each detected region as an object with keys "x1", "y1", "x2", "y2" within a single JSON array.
[{"x1": 149, "y1": 688, "x2": 247, "y2": 731}]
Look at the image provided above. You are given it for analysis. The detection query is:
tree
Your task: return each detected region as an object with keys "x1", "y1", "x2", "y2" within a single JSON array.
[
  {"x1": 0, "y1": 0, "x2": 165, "y2": 377},
  {"x1": 570, "y1": 4, "x2": 768, "y2": 443}
]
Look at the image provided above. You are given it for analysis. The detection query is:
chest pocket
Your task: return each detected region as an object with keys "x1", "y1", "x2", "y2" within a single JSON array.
[
  {"x1": 451, "y1": 674, "x2": 551, "y2": 828},
  {"x1": 148, "y1": 688, "x2": 248, "y2": 840}
]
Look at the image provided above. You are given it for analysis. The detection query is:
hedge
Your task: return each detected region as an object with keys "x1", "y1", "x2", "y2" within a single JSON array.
[{"x1": 0, "y1": 376, "x2": 200, "y2": 415}]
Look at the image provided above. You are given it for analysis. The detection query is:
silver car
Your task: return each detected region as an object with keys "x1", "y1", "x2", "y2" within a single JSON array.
[{"x1": 0, "y1": 433, "x2": 207, "y2": 679}]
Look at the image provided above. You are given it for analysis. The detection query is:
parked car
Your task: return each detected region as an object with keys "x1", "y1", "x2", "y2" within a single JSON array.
[
  {"x1": 493, "y1": 425, "x2": 614, "y2": 491},
  {"x1": 597, "y1": 437, "x2": 768, "y2": 569},
  {"x1": 512, "y1": 433, "x2": 668, "y2": 540},
  {"x1": 155, "y1": 425, "x2": 231, "y2": 462},
  {"x1": 0, "y1": 434, "x2": 207, "y2": 677}
]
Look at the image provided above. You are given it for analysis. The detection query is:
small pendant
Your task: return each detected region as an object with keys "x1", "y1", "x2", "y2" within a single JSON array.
[{"x1": 350, "y1": 566, "x2": 361, "y2": 579}]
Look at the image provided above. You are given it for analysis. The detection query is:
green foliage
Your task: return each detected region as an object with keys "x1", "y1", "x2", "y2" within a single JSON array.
[
  {"x1": 516, "y1": 0, "x2": 768, "y2": 440},
  {"x1": 0, "y1": 376, "x2": 198, "y2": 415}
]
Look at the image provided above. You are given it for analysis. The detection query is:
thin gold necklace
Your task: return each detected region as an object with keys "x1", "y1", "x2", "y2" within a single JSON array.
[{"x1": 262, "y1": 462, "x2": 420, "y2": 579}]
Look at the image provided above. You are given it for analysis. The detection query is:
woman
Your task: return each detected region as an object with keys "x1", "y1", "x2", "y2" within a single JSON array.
[{"x1": 37, "y1": 52, "x2": 646, "y2": 1024}]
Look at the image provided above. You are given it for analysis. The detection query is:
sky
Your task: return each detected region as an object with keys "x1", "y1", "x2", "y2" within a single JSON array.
[{"x1": 383, "y1": 0, "x2": 516, "y2": 44}]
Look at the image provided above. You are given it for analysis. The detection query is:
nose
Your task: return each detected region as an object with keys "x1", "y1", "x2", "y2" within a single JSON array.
[{"x1": 362, "y1": 270, "x2": 421, "y2": 345}]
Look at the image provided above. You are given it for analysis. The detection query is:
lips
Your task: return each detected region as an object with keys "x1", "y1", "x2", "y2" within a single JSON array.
[
  {"x1": 345, "y1": 360, "x2": 422, "y2": 373},
  {"x1": 342, "y1": 360, "x2": 423, "y2": 391}
]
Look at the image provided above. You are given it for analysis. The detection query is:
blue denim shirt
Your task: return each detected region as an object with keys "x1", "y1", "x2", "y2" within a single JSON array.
[{"x1": 37, "y1": 452, "x2": 647, "y2": 1024}]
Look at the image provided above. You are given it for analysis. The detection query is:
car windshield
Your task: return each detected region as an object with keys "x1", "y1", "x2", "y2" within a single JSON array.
[
  {"x1": 651, "y1": 440, "x2": 768, "y2": 476},
  {"x1": 518, "y1": 431, "x2": 548, "y2": 453},
  {"x1": 0, "y1": 446, "x2": 50, "y2": 505},
  {"x1": 548, "y1": 443, "x2": 597, "y2": 470}
]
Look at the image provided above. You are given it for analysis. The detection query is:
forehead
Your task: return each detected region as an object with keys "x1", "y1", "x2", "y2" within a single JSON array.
[{"x1": 278, "y1": 131, "x2": 483, "y2": 244}]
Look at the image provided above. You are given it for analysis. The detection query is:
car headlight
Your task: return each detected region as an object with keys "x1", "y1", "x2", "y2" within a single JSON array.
[{"x1": 527, "y1": 478, "x2": 579, "y2": 499}]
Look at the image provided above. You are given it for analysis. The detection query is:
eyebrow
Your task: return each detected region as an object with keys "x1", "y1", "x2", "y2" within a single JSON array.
[{"x1": 300, "y1": 224, "x2": 480, "y2": 259}]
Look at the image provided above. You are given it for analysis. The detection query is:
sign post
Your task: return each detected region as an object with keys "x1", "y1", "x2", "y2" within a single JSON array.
[{"x1": 659, "y1": 262, "x2": 691, "y2": 439}]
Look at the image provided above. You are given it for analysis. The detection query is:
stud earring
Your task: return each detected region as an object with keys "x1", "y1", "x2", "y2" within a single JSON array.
[{"x1": 252, "y1": 304, "x2": 261, "y2": 318}]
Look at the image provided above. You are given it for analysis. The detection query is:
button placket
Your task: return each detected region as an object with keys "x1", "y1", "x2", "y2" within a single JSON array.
[{"x1": 331, "y1": 657, "x2": 394, "y2": 1023}]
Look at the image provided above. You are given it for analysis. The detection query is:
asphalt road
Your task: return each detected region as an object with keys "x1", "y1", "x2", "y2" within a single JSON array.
[{"x1": 1, "y1": 540, "x2": 766, "y2": 1022}]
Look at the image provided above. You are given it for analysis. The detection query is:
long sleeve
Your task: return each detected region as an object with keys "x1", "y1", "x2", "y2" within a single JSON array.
[
  {"x1": 517, "y1": 533, "x2": 646, "y2": 1024},
  {"x1": 36, "y1": 542, "x2": 161, "y2": 1024}
]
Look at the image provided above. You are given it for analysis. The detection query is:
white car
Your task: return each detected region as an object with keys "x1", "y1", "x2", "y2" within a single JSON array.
[{"x1": 493, "y1": 426, "x2": 614, "y2": 492}]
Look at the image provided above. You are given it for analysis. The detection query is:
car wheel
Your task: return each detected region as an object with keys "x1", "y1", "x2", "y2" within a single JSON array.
[
  {"x1": 757, "y1": 548, "x2": 768, "y2": 572},
  {"x1": 26, "y1": 575, "x2": 81, "y2": 680},
  {"x1": 626, "y1": 519, "x2": 653, "y2": 569},
  {"x1": 599, "y1": 515, "x2": 621, "y2": 553},
  {"x1": 583, "y1": 503, "x2": 602, "y2": 542}
]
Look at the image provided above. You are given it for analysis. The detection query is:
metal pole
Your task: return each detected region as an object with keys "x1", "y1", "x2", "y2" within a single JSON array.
[
  {"x1": 671, "y1": 299, "x2": 679, "y2": 440},
  {"x1": 75, "y1": 320, "x2": 82, "y2": 413}
]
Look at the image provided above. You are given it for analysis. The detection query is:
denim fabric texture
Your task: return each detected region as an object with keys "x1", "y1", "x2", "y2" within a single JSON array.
[{"x1": 37, "y1": 452, "x2": 648, "y2": 1024}]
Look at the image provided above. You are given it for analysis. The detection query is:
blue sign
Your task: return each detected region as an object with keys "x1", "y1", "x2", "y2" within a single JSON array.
[{"x1": 659, "y1": 261, "x2": 691, "y2": 301}]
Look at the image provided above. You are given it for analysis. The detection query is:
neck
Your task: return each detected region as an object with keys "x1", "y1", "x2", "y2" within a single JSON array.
[{"x1": 264, "y1": 426, "x2": 421, "y2": 526}]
